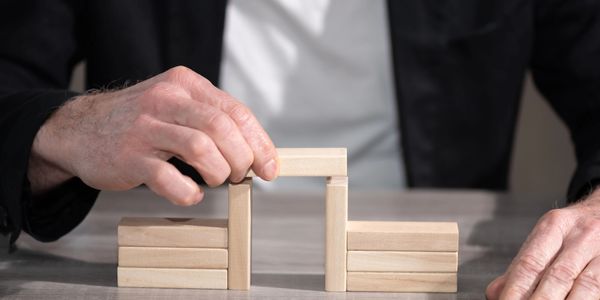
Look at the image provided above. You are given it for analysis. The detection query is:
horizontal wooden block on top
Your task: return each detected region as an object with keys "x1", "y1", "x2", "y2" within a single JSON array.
[
  {"x1": 118, "y1": 247, "x2": 228, "y2": 269},
  {"x1": 246, "y1": 148, "x2": 347, "y2": 177},
  {"x1": 347, "y1": 251, "x2": 457, "y2": 272},
  {"x1": 347, "y1": 272, "x2": 457, "y2": 293},
  {"x1": 347, "y1": 221, "x2": 459, "y2": 252},
  {"x1": 118, "y1": 217, "x2": 228, "y2": 248},
  {"x1": 118, "y1": 267, "x2": 227, "y2": 289}
]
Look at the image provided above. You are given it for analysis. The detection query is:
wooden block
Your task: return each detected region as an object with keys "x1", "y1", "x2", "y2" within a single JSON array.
[
  {"x1": 347, "y1": 221, "x2": 459, "y2": 252},
  {"x1": 247, "y1": 148, "x2": 347, "y2": 177},
  {"x1": 118, "y1": 267, "x2": 227, "y2": 289},
  {"x1": 347, "y1": 251, "x2": 457, "y2": 272},
  {"x1": 118, "y1": 218, "x2": 227, "y2": 248},
  {"x1": 118, "y1": 247, "x2": 228, "y2": 269},
  {"x1": 347, "y1": 272, "x2": 457, "y2": 293},
  {"x1": 228, "y1": 178, "x2": 252, "y2": 290},
  {"x1": 325, "y1": 176, "x2": 348, "y2": 292}
]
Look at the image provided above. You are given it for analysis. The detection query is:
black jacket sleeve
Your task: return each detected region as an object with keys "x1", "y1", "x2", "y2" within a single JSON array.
[
  {"x1": 530, "y1": 0, "x2": 600, "y2": 202},
  {"x1": 0, "y1": 0, "x2": 99, "y2": 244}
]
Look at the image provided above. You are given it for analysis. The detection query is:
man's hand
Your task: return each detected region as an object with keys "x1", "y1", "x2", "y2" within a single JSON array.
[
  {"x1": 486, "y1": 188, "x2": 600, "y2": 299},
  {"x1": 28, "y1": 66, "x2": 279, "y2": 205}
]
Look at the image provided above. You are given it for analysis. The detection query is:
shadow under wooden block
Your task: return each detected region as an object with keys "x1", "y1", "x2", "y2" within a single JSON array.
[
  {"x1": 118, "y1": 267, "x2": 227, "y2": 289},
  {"x1": 347, "y1": 221, "x2": 459, "y2": 252},
  {"x1": 118, "y1": 217, "x2": 228, "y2": 248},
  {"x1": 118, "y1": 247, "x2": 228, "y2": 269},
  {"x1": 347, "y1": 272, "x2": 457, "y2": 293},
  {"x1": 247, "y1": 148, "x2": 347, "y2": 177}
]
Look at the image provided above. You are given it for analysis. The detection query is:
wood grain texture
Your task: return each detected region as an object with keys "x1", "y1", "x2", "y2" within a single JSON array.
[
  {"x1": 347, "y1": 221, "x2": 459, "y2": 252},
  {"x1": 117, "y1": 267, "x2": 227, "y2": 289},
  {"x1": 228, "y1": 178, "x2": 252, "y2": 290},
  {"x1": 347, "y1": 251, "x2": 457, "y2": 272},
  {"x1": 325, "y1": 176, "x2": 348, "y2": 292},
  {"x1": 118, "y1": 218, "x2": 227, "y2": 248},
  {"x1": 247, "y1": 148, "x2": 347, "y2": 177},
  {"x1": 118, "y1": 247, "x2": 228, "y2": 269},
  {"x1": 347, "y1": 272, "x2": 457, "y2": 293}
]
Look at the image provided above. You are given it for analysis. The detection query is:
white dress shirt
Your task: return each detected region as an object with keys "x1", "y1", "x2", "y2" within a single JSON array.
[{"x1": 220, "y1": 0, "x2": 405, "y2": 190}]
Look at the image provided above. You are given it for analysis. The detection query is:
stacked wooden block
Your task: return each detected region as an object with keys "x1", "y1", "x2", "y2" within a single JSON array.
[
  {"x1": 117, "y1": 179, "x2": 252, "y2": 289},
  {"x1": 346, "y1": 221, "x2": 459, "y2": 292},
  {"x1": 117, "y1": 217, "x2": 229, "y2": 289},
  {"x1": 117, "y1": 148, "x2": 346, "y2": 290},
  {"x1": 115, "y1": 148, "x2": 460, "y2": 293}
]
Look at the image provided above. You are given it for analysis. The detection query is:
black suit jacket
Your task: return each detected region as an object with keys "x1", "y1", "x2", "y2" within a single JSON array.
[{"x1": 1, "y1": 0, "x2": 599, "y2": 243}]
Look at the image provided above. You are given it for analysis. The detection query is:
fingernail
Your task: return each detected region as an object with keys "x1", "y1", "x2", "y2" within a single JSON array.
[{"x1": 261, "y1": 158, "x2": 278, "y2": 180}]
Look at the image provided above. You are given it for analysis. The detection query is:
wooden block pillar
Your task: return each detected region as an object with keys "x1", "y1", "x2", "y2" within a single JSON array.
[
  {"x1": 325, "y1": 176, "x2": 348, "y2": 291},
  {"x1": 228, "y1": 178, "x2": 253, "y2": 290}
]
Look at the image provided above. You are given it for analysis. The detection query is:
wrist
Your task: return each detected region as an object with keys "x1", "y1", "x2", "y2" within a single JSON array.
[{"x1": 27, "y1": 97, "x2": 85, "y2": 194}]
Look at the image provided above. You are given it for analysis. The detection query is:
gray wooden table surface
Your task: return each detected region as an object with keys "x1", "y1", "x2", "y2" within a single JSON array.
[{"x1": 0, "y1": 186, "x2": 563, "y2": 299}]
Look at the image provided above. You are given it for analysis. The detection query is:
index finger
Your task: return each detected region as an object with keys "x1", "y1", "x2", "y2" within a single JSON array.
[
  {"x1": 499, "y1": 211, "x2": 566, "y2": 299},
  {"x1": 179, "y1": 69, "x2": 279, "y2": 180}
]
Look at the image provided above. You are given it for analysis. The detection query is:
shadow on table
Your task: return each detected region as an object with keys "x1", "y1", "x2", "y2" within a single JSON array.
[
  {"x1": 0, "y1": 246, "x2": 115, "y2": 296},
  {"x1": 252, "y1": 273, "x2": 324, "y2": 291},
  {"x1": 458, "y1": 193, "x2": 559, "y2": 297}
]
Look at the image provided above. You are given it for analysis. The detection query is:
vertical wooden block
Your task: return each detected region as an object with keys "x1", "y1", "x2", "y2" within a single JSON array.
[
  {"x1": 325, "y1": 176, "x2": 348, "y2": 291},
  {"x1": 228, "y1": 178, "x2": 252, "y2": 290}
]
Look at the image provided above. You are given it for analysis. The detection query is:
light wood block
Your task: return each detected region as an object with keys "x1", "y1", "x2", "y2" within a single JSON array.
[
  {"x1": 347, "y1": 272, "x2": 457, "y2": 293},
  {"x1": 118, "y1": 267, "x2": 227, "y2": 289},
  {"x1": 228, "y1": 178, "x2": 252, "y2": 290},
  {"x1": 118, "y1": 247, "x2": 228, "y2": 269},
  {"x1": 118, "y1": 218, "x2": 227, "y2": 248},
  {"x1": 347, "y1": 251, "x2": 457, "y2": 272},
  {"x1": 347, "y1": 221, "x2": 459, "y2": 252},
  {"x1": 325, "y1": 176, "x2": 348, "y2": 292},
  {"x1": 247, "y1": 148, "x2": 347, "y2": 177}
]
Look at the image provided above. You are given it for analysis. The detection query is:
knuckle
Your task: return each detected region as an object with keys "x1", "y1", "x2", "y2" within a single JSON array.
[
  {"x1": 542, "y1": 209, "x2": 564, "y2": 223},
  {"x1": 164, "y1": 65, "x2": 194, "y2": 83},
  {"x1": 516, "y1": 254, "x2": 547, "y2": 276},
  {"x1": 580, "y1": 218, "x2": 600, "y2": 233},
  {"x1": 187, "y1": 133, "x2": 211, "y2": 158},
  {"x1": 206, "y1": 112, "x2": 235, "y2": 136},
  {"x1": 230, "y1": 150, "x2": 254, "y2": 177},
  {"x1": 147, "y1": 164, "x2": 171, "y2": 187},
  {"x1": 203, "y1": 168, "x2": 230, "y2": 187},
  {"x1": 238, "y1": 150, "x2": 254, "y2": 169},
  {"x1": 142, "y1": 82, "x2": 172, "y2": 100},
  {"x1": 537, "y1": 209, "x2": 567, "y2": 231},
  {"x1": 227, "y1": 102, "x2": 253, "y2": 125},
  {"x1": 546, "y1": 263, "x2": 579, "y2": 286},
  {"x1": 577, "y1": 270, "x2": 600, "y2": 294},
  {"x1": 132, "y1": 114, "x2": 157, "y2": 137},
  {"x1": 501, "y1": 285, "x2": 529, "y2": 298},
  {"x1": 255, "y1": 139, "x2": 277, "y2": 161}
]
